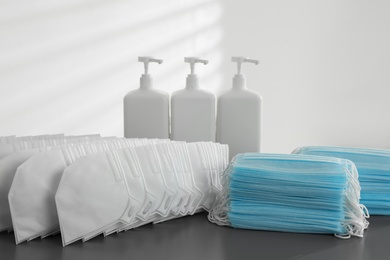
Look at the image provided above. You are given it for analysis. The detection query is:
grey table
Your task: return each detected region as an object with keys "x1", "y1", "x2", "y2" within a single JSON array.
[{"x1": 1, "y1": 212, "x2": 389, "y2": 260}]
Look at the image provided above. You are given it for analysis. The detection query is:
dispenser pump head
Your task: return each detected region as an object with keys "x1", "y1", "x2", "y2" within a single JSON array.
[
  {"x1": 231, "y1": 57, "x2": 259, "y2": 89},
  {"x1": 184, "y1": 57, "x2": 208, "y2": 90},
  {"x1": 138, "y1": 56, "x2": 163, "y2": 75},
  {"x1": 231, "y1": 56, "x2": 259, "y2": 75},
  {"x1": 185, "y1": 57, "x2": 208, "y2": 75},
  {"x1": 138, "y1": 56, "x2": 163, "y2": 89}
]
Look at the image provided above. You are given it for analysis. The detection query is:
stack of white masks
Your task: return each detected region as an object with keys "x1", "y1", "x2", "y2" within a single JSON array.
[
  {"x1": 0, "y1": 134, "x2": 105, "y2": 234},
  {"x1": 208, "y1": 153, "x2": 369, "y2": 238},
  {"x1": 0, "y1": 136, "x2": 16, "y2": 144},
  {"x1": 55, "y1": 142, "x2": 228, "y2": 246},
  {"x1": 8, "y1": 138, "x2": 169, "y2": 244},
  {"x1": 293, "y1": 146, "x2": 390, "y2": 215}
]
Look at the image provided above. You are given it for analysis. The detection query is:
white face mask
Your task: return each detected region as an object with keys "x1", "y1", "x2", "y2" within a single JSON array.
[
  {"x1": 55, "y1": 141, "x2": 228, "y2": 246},
  {"x1": 8, "y1": 149, "x2": 67, "y2": 243},
  {"x1": 95, "y1": 147, "x2": 149, "y2": 239},
  {"x1": 8, "y1": 143, "x2": 108, "y2": 244},
  {"x1": 9, "y1": 138, "x2": 169, "y2": 244},
  {"x1": 131, "y1": 145, "x2": 175, "y2": 223},
  {"x1": 186, "y1": 143, "x2": 213, "y2": 211},
  {"x1": 157, "y1": 142, "x2": 229, "y2": 223},
  {"x1": 55, "y1": 152, "x2": 131, "y2": 247},
  {"x1": 0, "y1": 149, "x2": 41, "y2": 232},
  {"x1": 151, "y1": 142, "x2": 191, "y2": 224},
  {"x1": 0, "y1": 136, "x2": 16, "y2": 144},
  {"x1": 0, "y1": 134, "x2": 101, "y2": 160}
]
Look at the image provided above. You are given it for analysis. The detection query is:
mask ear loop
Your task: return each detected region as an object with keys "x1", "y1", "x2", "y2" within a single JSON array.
[
  {"x1": 208, "y1": 161, "x2": 234, "y2": 227},
  {"x1": 337, "y1": 164, "x2": 369, "y2": 239}
]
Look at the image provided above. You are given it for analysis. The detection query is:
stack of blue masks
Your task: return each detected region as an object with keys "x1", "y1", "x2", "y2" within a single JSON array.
[
  {"x1": 293, "y1": 146, "x2": 390, "y2": 215},
  {"x1": 208, "y1": 153, "x2": 369, "y2": 238}
]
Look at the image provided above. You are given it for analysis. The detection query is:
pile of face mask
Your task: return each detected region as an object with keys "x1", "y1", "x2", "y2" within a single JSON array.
[
  {"x1": 0, "y1": 134, "x2": 107, "y2": 234},
  {"x1": 208, "y1": 153, "x2": 369, "y2": 238},
  {"x1": 7, "y1": 137, "x2": 169, "y2": 244},
  {"x1": 55, "y1": 141, "x2": 228, "y2": 246},
  {"x1": 0, "y1": 135, "x2": 228, "y2": 246},
  {"x1": 293, "y1": 146, "x2": 390, "y2": 215}
]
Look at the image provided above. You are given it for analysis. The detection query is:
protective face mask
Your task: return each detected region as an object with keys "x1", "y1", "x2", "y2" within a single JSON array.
[
  {"x1": 85, "y1": 142, "x2": 219, "y2": 234},
  {"x1": 0, "y1": 134, "x2": 101, "y2": 160},
  {"x1": 293, "y1": 146, "x2": 390, "y2": 215},
  {"x1": 8, "y1": 149, "x2": 67, "y2": 243},
  {"x1": 131, "y1": 145, "x2": 175, "y2": 222},
  {"x1": 186, "y1": 143, "x2": 213, "y2": 212},
  {"x1": 0, "y1": 136, "x2": 16, "y2": 144},
  {"x1": 185, "y1": 142, "x2": 229, "y2": 212},
  {"x1": 53, "y1": 140, "x2": 170, "y2": 244},
  {"x1": 58, "y1": 140, "x2": 170, "y2": 244},
  {"x1": 0, "y1": 148, "x2": 42, "y2": 232},
  {"x1": 208, "y1": 153, "x2": 369, "y2": 239},
  {"x1": 101, "y1": 140, "x2": 174, "y2": 235},
  {"x1": 175, "y1": 142, "x2": 204, "y2": 215},
  {"x1": 55, "y1": 152, "x2": 132, "y2": 247},
  {"x1": 198, "y1": 142, "x2": 225, "y2": 209},
  {"x1": 152, "y1": 143, "x2": 192, "y2": 224},
  {"x1": 9, "y1": 138, "x2": 168, "y2": 244},
  {"x1": 99, "y1": 147, "x2": 148, "y2": 237},
  {"x1": 55, "y1": 141, "x2": 227, "y2": 246},
  {"x1": 142, "y1": 143, "x2": 180, "y2": 225},
  {"x1": 154, "y1": 142, "x2": 229, "y2": 225},
  {"x1": 8, "y1": 144, "x2": 102, "y2": 244}
]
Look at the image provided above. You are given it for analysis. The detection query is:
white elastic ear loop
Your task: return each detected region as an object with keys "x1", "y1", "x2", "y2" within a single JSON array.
[
  {"x1": 207, "y1": 162, "x2": 234, "y2": 227},
  {"x1": 337, "y1": 166, "x2": 369, "y2": 239}
]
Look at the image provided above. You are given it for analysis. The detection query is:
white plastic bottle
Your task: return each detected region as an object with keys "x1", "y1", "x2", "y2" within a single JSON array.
[
  {"x1": 171, "y1": 57, "x2": 216, "y2": 142},
  {"x1": 124, "y1": 57, "x2": 169, "y2": 139},
  {"x1": 217, "y1": 57, "x2": 262, "y2": 159}
]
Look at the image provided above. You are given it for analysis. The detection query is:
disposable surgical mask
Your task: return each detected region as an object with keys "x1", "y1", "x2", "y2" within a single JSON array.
[
  {"x1": 293, "y1": 146, "x2": 390, "y2": 215},
  {"x1": 208, "y1": 153, "x2": 369, "y2": 239}
]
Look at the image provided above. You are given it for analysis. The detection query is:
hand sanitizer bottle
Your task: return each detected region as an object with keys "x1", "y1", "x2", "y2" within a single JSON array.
[
  {"x1": 124, "y1": 57, "x2": 169, "y2": 138},
  {"x1": 217, "y1": 57, "x2": 262, "y2": 159},
  {"x1": 171, "y1": 57, "x2": 216, "y2": 142}
]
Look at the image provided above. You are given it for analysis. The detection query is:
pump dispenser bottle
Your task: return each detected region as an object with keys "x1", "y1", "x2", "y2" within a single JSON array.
[
  {"x1": 124, "y1": 56, "x2": 169, "y2": 138},
  {"x1": 171, "y1": 57, "x2": 216, "y2": 142},
  {"x1": 217, "y1": 57, "x2": 262, "y2": 159}
]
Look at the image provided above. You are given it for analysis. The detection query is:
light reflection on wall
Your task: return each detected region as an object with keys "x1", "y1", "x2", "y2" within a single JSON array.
[{"x1": 0, "y1": 0, "x2": 223, "y2": 136}]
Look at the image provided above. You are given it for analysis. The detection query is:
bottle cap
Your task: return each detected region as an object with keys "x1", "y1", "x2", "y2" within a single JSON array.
[
  {"x1": 138, "y1": 56, "x2": 163, "y2": 89},
  {"x1": 231, "y1": 56, "x2": 259, "y2": 89},
  {"x1": 184, "y1": 57, "x2": 208, "y2": 90}
]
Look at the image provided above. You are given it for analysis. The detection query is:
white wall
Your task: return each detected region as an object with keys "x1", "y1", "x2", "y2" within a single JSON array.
[
  {"x1": 0, "y1": 0, "x2": 223, "y2": 136},
  {"x1": 1, "y1": 0, "x2": 390, "y2": 153}
]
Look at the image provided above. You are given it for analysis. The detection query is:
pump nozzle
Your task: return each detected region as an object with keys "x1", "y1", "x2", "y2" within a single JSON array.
[
  {"x1": 184, "y1": 57, "x2": 208, "y2": 75},
  {"x1": 138, "y1": 56, "x2": 163, "y2": 74},
  {"x1": 231, "y1": 57, "x2": 259, "y2": 75}
]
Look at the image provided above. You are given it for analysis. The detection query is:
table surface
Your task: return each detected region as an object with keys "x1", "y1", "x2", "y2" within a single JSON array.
[{"x1": 1, "y1": 212, "x2": 389, "y2": 260}]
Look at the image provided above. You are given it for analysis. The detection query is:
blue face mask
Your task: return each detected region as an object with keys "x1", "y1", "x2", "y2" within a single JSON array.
[
  {"x1": 293, "y1": 146, "x2": 390, "y2": 215},
  {"x1": 208, "y1": 153, "x2": 369, "y2": 239}
]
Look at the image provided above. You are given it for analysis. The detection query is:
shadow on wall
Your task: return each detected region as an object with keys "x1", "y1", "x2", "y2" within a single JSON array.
[{"x1": 0, "y1": 0, "x2": 224, "y2": 137}]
